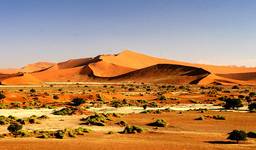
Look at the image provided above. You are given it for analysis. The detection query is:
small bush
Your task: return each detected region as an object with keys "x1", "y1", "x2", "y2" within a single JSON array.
[
  {"x1": 248, "y1": 102, "x2": 256, "y2": 112},
  {"x1": 30, "y1": 89, "x2": 36, "y2": 93},
  {"x1": 71, "y1": 98, "x2": 86, "y2": 106},
  {"x1": 213, "y1": 115, "x2": 226, "y2": 120},
  {"x1": 121, "y1": 125, "x2": 143, "y2": 134},
  {"x1": 227, "y1": 130, "x2": 247, "y2": 143},
  {"x1": 53, "y1": 107, "x2": 77, "y2": 115},
  {"x1": 55, "y1": 130, "x2": 65, "y2": 139},
  {"x1": 80, "y1": 114, "x2": 109, "y2": 126},
  {"x1": 115, "y1": 120, "x2": 128, "y2": 127},
  {"x1": 223, "y1": 98, "x2": 243, "y2": 110},
  {"x1": 247, "y1": 131, "x2": 256, "y2": 138},
  {"x1": 7, "y1": 122, "x2": 23, "y2": 134},
  {"x1": 0, "y1": 93, "x2": 6, "y2": 100},
  {"x1": 147, "y1": 119, "x2": 167, "y2": 127}
]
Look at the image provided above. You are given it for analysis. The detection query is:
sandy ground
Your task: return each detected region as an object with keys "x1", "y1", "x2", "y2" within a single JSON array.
[{"x1": 0, "y1": 108, "x2": 255, "y2": 150}]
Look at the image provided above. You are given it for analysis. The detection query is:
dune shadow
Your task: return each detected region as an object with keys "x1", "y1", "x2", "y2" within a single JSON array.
[{"x1": 206, "y1": 141, "x2": 237, "y2": 144}]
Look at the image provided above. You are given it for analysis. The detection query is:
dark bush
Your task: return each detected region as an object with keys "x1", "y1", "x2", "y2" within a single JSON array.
[
  {"x1": 223, "y1": 98, "x2": 243, "y2": 110},
  {"x1": 71, "y1": 98, "x2": 85, "y2": 106},
  {"x1": 0, "y1": 93, "x2": 5, "y2": 100},
  {"x1": 248, "y1": 102, "x2": 256, "y2": 112},
  {"x1": 247, "y1": 131, "x2": 256, "y2": 138},
  {"x1": 147, "y1": 119, "x2": 167, "y2": 127},
  {"x1": 7, "y1": 122, "x2": 23, "y2": 134},
  {"x1": 121, "y1": 125, "x2": 143, "y2": 134},
  {"x1": 227, "y1": 130, "x2": 247, "y2": 143}
]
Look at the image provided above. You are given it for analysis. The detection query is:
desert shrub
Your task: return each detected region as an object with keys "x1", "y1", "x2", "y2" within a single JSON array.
[
  {"x1": 53, "y1": 107, "x2": 77, "y2": 115},
  {"x1": 227, "y1": 130, "x2": 247, "y2": 143},
  {"x1": 38, "y1": 115, "x2": 49, "y2": 119},
  {"x1": 148, "y1": 102, "x2": 158, "y2": 108},
  {"x1": 0, "y1": 93, "x2": 5, "y2": 100},
  {"x1": 74, "y1": 127, "x2": 90, "y2": 135},
  {"x1": 7, "y1": 122, "x2": 23, "y2": 134},
  {"x1": 247, "y1": 131, "x2": 256, "y2": 138},
  {"x1": 71, "y1": 98, "x2": 85, "y2": 106},
  {"x1": 30, "y1": 89, "x2": 36, "y2": 93},
  {"x1": 0, "y1": 116, "x2": 10, "y2": 125},
  {"x1": 248, "y1": 102, "x2": 256, "y2": 112},
  {"x1": 232, "y1": 85, "x2": 240, "y2": 89},
  {"x1": 111, "y1": 100, "x2": 123, "y2": 108},
  {"x1": 158, "y1": 95, "x2": 167, "y2": 101},
  {"x1": 16, "y1": 119, "x2": 26, "y2": 125},
  {"x1": 80, "y1": 114, "x2": 109, "y2": 126},
  {"x1": 16, "y1": 130, "x2": 33, "y2": 137},
  {"x1": 249, "y1": 92, "x2": 256, "y2": 97},
  {"x1": 53, "y1": 95, "x2": 59, "y2": 100},
  {"x1": 213, "y1": 115, "x2": 226, "y2": 120},
  {"x1": 147, "y1": 119, "x2": 167, "y2": 127},
  {"x1": 54, "y1": 130, "x2": 65, "y2": 139},
  {"x1": 107, "y1": 131, "x2": 114, "y2": 134},
  {"x1": 0, "y1": 104, "x2": 7, "y2": 109},
  {"x1": 223, "y1": 98, "x2": 243, "y2": 110},
  {"x1": 115, "y1": 120, "x2": 128, "y2": 127},
  {"x1": 121, "y1": 125, "x2": 143, "y2": 134}
]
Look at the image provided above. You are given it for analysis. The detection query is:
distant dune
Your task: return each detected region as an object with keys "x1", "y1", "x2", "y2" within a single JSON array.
[{"x1": 0, "y1": 49, "x2": 256, "y2": 85}]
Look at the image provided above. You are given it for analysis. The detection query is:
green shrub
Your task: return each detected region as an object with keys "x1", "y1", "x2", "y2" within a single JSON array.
[
  {"x1": 248, "y1": 102, "x2": 256, "y2": 112},
  {"x1": 147, "y1": 119, "x2": 167, "y2": 127},
  {"x1": 115, "y1": 120, "x2": 128, "y2": 127},
  {"x1": 71, "y1": 98, "x2": 85, "y2": 106},
  {"x1": 111, "y1": 100, "x2": 123, "y2": 108},
  {"x1": 121, "y1": 125, "x2": 143, "y2": 134},
  {"x1": 80, "y1": 114, "x2": 109, "y2": 126},
  {"x1": 0, "y1": 93, "x2": 5, "y2": 100},
  {"x1": 7, "y1": 122, "x2": 23, "y2": 134},
  {"x1": 53, "y1": 107, "x2": 77, "y2": 115},
  {"x1": 213, "y1": 115, "x2": 226, "y2": 120},
  {"x1": 227, "y1": 130, "x2": 247, "y2": 143},
  {"x1": 223, "y1": 98, "x2": 243, "y2": 110},
  {"x1": 55, "y1": 130, "x2": 65, "y2": 139}
]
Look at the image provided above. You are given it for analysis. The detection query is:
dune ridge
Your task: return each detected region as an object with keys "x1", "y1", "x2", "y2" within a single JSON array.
[{"x1": 1, "y1": 49, "x2": 256, "y2": 85}]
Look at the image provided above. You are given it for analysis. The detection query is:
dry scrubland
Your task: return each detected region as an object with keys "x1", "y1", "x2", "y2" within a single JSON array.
[{"x1": 0, "y1": 83, "x2": 255, "y2": 150}]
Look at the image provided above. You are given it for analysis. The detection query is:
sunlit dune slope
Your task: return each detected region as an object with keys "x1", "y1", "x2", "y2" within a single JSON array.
[{"x1": 1, "y1": 74, "x2": 43, "y2": 85}]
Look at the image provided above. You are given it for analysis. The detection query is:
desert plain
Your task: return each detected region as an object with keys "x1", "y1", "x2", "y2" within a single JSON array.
[{"x1": 0, "y1": 50, "x2": 255, "y2": 150}]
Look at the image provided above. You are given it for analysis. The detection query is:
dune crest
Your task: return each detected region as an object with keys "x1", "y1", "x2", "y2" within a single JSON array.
[{"x1": 1, "y1": 49, "x2": 256, "y2": 85}]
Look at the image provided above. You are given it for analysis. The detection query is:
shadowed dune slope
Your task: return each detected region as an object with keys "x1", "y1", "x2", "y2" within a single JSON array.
[
  {"x1": 217, "y1": 72, "x2": 256, "y2": 81},
  {"x1": 95, "y1": 64, "x2": 211, "y2": 84}
]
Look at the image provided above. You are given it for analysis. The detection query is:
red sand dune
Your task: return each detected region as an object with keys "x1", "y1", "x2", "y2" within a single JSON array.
[
  {"x1": 1, "y1": 50, "x2": 256, "y2": 85},
  {"x1": 1, "y1": 74, "x2": 43, "y2": 85},
  {"x1": 95, "y1": 64, "x2": 210, "y2": 84}
]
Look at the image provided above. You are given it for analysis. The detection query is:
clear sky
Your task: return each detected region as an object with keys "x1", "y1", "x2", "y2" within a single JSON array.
[{"x1": 1, "y1": 0, "x2": 256, "y2": 68}]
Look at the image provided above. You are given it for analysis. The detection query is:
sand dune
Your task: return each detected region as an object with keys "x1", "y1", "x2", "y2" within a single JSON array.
[
  {"x1": 88, "y1": 61, "x2": 135, "y2": 77},
  {"x1": 1, "y1": 49, "x2": 256, "y2": 85},
  {"x1": 217, "y1": 72, "x2": 256, "y2": 81},
  {"x1": 21, "y1": 62, "x2": 55, "y2": 73},
  {"x1": 1, "y1": 74, "x2": 43, "y2": 85},
  {"x1": 96, "y1": 64, "x2": 210, "y2": 84}
]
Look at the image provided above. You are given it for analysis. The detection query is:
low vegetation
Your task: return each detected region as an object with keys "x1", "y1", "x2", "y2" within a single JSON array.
[{"x1": 147, "y1": 119, "x2": 167, "y2": 127}]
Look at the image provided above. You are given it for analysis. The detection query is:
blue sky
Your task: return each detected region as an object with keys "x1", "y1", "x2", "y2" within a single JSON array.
[{"x1": 1, "y1": 0, "x2": 256, "y2": 68}]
